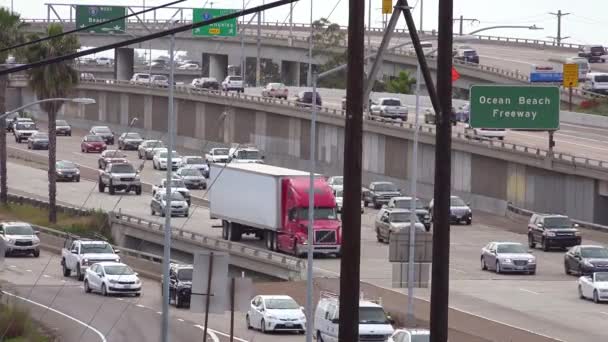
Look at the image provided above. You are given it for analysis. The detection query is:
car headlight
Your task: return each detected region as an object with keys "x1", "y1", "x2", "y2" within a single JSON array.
[
  {"x1": 75, "y1": 169, "x2": 80, "y2": 174},
  {"x1": 7, "y1": 238, "x2": 15, "y2": 244},
  {"x1": 265, "y1": 314, "x2": 277, "y2": 320},
  {"x1": 82, "y1": 258, "x2": 89, "y2": 266},
  {"x1": 135, "y1": 174, "x2": 141, "y2": 180},
  {"x1": 501, "y1": 258, "x2": 512, "y2": 263},
  {"x1": 583, "y1": 260, "x2": 594, "y2": 267},
  {"x1": 544, "y1": 231, "x2": 556, "y2": 237},
  {"x1": 109, "y1": 279, "x2": 119, "y2": 284},
  {"x1": 574, "y1": 231, "x2": 581, "y2": 236},
  {"x1": 32, "y1": 237, "x2": 40, "y2": 244},
  {"x1": 528, "y1": 258, "x2": 536, "y2": 263}
]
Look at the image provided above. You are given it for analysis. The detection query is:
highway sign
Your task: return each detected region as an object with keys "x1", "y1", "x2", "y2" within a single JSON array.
[
  {"x1": 75, "y1": 5, "x2": 126, "y2": 34},
  {"x1": 382, "y1": 0, "x2": 393, "y2": 14},
  {"x1": 192, "y1": 8, "x2": 237, "y2": 37},
  {"x1": 563, "y1": 63, "x2": 579, "y2": 87},
  {"x1": 470, "y1": 85, "x2": 560, "y2": 130}
]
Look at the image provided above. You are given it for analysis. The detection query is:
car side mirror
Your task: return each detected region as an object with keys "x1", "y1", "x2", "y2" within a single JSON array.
[
  {"x1": 300, "y1": 306, "x2": 305, "y2": 312},
  {"x1": 466, "y1": 202, "x2": 471, "y2": 206},
  {"x1": 97, "y1": 272, "x2": 104, "y2": 278},
  {"x1": 537, "y1": 223, "x2": 543, "y2": 228},
  {"x1": 71, "y1": 249, "x2": 78, "y2": 254},
  {"x1": 34, "y1": 231, "x2": 40, "y2": 235},
  {"x1": 259, "y1": 307, "x2": 264, "y2": 312},
  {"x1": 113, "y1": 249, "x2": 120, "y2": 254},
  {"x1": 330, "y1": 318, "x2": 340, "y2": 324},
  {"x1": 387, "y1": 315, "x2": 395, "y2": 325}
]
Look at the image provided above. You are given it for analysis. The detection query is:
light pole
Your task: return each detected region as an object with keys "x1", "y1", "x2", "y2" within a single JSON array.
[
  {"x1": 307, "y1": 0, "x2": 313, "y2": 86},
  {"x1": 468, "y1": 24, "x2": 543, "y2": 35}
]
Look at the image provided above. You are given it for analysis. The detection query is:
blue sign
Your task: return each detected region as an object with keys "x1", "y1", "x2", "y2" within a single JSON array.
[{"x1": 530, "y1": 72, "x2": 563, "y2": 83}]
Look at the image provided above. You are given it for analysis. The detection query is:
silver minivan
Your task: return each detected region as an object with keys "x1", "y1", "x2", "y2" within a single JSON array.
[{"x1": 583, "y1": 72, "x2": 608, "y2": 94}]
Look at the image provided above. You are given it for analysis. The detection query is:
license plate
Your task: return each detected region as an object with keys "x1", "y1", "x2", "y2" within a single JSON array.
[
  {"x1": 285, "y1": 323, "x2": 293, "y2": 327},
  {"x1": 516, "y1": 266, "x2": 524, "y2": 270}
]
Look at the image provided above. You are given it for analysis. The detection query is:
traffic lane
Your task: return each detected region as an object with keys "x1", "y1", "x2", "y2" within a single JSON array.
[{"x1": 506, "y1": 129, "x2": 608, "y2": 161}]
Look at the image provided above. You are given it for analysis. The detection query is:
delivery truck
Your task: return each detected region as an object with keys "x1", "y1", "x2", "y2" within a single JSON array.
[{"x1": 209, "y1": 163, "x2": 342, "y2": 257}]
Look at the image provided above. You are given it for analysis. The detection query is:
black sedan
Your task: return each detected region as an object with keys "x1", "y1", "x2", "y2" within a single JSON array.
[
  {"x1": 118, "y1": 132, "x2": 144, "y2": 150},
  {"x1": 56, "y1": 160, "x2": 80, "y2": 182},
  {"x1": 56, "y1": 119, "x2": 72, "y2": 136},
  {"x1": 565, "y1": 245, "x2": 608, "y2": 276},
  {"x1": 27, "y1": 132, "x2": 49, "y2": 150}
]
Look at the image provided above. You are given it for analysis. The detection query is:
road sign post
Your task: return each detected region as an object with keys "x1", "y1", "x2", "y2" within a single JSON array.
[
  {"x1": 193, "y1": 8, "x2": 238, "y2": 37},
  {"x1": 75, "y1": 5, "x2": 126, "y2": 33},
  {"x1": 563, "y1": 63, "x2": 579, "y2": 111},
  {"x1": 470, "y1": 85, "x2": 560, "y2": 130}
]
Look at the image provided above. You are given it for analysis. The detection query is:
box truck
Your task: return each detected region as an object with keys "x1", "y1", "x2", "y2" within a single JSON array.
[{"x1": 209, "y1": 163, "x2": 341, "y2": 257}]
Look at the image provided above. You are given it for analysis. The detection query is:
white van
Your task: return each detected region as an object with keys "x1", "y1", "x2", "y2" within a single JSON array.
[
  {"x1": 565, "y1": 57, "x2": 590, "y2": 80},
  {"x1": 314, "y1": 292, "x2": 395, "y2": 342},
  {"x1": 583, "y1": 72, "x2": 608, "y2": 94}
]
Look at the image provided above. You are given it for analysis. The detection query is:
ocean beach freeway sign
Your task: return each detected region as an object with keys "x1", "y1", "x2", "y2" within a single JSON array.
[
  {"x1": 75, "y1": 6, "x2": 126, "y2": 34},
  {"x1": 470, "y1": 85, "x2": 560, "y2": 130}
]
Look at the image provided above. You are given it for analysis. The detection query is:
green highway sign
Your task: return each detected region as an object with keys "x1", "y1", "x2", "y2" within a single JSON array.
[
  {"x1": 192, "y1": 8, "x2": 238, "y2": 37},
  {"x1": 75, "y1": 5, "x2": 126, "y2": 34},
  {"x1": 470, "y1": 85, "x2": 560, "y2": 130}
]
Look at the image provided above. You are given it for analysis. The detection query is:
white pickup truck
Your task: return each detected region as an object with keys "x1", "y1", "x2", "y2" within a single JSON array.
[
  {"x1": 370, "y1": 98, "x2": 409, "y2": 120},
  {"x1": 61, "y1": 239, "x2": 121, "y2": 281}
]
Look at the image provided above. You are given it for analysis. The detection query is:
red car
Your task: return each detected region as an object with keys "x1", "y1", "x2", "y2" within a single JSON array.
[{"x1": 81, "y1": 135, "x2": 107, "y2": 153}]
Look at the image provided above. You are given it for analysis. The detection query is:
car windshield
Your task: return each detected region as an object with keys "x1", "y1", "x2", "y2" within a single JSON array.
[
  {"x1": 137, "y1": 74, "x2": 150, "y2": 79},
  {"x1": 106, "y1": 151, "x2": 126, "y2": 158},
  {"x1": 186, "y1": 157, "x2": 205, "y2": 164},
  {"x1": 269, "y1": 83, "x2": 284, "y2": 89},
  {"x1": 16, "y1": 123, "x2": 36, "y2": 130},
  {"x1": 335, "y1": 190, "x2": 343, "y2": 198},
  {"x1": 110, "y1": 164, "x2": 135, "y2": 173},
  {"x1": 94, "y1": 127, "x2": 111, "y2": 133},
  {"x1": 87, "y1": 135, "x2": 103, "y2": 142},
  {"x1": 381, "y1": 99, "x2": 401, "y2": 106},
  {"x1": 57, "y1": 161, "x2": 77, "y2": 169},
  {"x1": 81, "y1": 243, "x2": 114, "y2": 254},
  {"x1": 450, "y1": 197, "x2": 467, "y2": 206},
  {"x1": 497, "y1": 244, "x2": 526, "y2": 254},
  {"x1": 374, "y1": 183, "x2": 397, "y2": 192},
  {"x1": 394, "y1": 199, "x2": 425, "y2": 209},
  {"x1": 56, "y1": 120, "x2": 68, "y2": 126},
  {"x1": 160, "y1": 152, "x2": 180, "y2": 159},
  {"x1": 213, "y1": 148, "x2": 229, "y2": 156},
  {"x1": 177, "y1": 268, "x2": 193, "y2": 281},
  {"x1": 581, "y1": 247, "x2": 608, "y2": 258},
  {"x1": 162, "y1": 192, "x2": 185, "y2": 201},
  {"x1": 544, "y1": 217, "x2": 573, "y2": 228},
  {"x1": 181, "y1": 169, "x2": 202, "y2": 176},
  {"x1": 264, "y1": 298, "x2": 299, "y2": 310},
  {"x1": 5, "y1": 225, "x2": 34, "y2": 235},
  {"x1": 594, "y1": 75, "x2": 608, "y2": 82},
  {"x1": 229, "y1": 76, "x2": 242, "y2": 81},
  {"x1": 591, "y1": 46, "x2": 605, "y2": 53},
  {"x1": 236, "y1": 150, "x2": 260, "y2": 159},
  {"x1": 390, "y1": 212, "x2": 419, "y2": 223},
  {"x1": 103, "y1": 265, "x2": 135, "y2": 276},
  {"x1": 464, "y1": 50, "x2": 478, "y2": 57},
  {"x1": 169, "y1": 179, "x2": 186, "y2": 188},
  {"x1": 297, "y1": 207, "x2": 338, "y2": 220},
  {"x1": 330, "y1": 177, "x2": 343, "y2": 185},
  {"x1": 359, "y1": 307, "x2": 389, "y2": 324},
  {"x1": 124, "y1": 133, "x2": 142, "y2": 139},
  {"x1": 145, "y1": 141, "x2": 165, "y2": 148}
]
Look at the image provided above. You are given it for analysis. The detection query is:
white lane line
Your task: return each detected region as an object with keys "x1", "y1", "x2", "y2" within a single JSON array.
[
  {"x1": 42, "y1": 274, "x2": 51, "y2": 278},
  {"x1": 450, "y1": 268, "x2": 466, "y2": 274},
  {"x1": 2, "y1": 290, "x2": 107, "y2": 342},
  {"x1": 156, "y1": 311, "x2": 162, "y2": 315},
  {"x1": 26, "y1": 269, "x2": 32, "y2": 272},
  {"x1": 9, "y1": 265, "x2": 16, "y2": 268},
  {"x1": 195, "y1": 324, "x2": 248, "y2": 342},
  {"x1": 177, "y1": 318, "x2": 184, "y2": 322},
  {"x1": 194, "y1": 325, "x2": 221, "y2": 342},
  {"x1": 116, "y1": 298, "x2": 124, "y2": 301},
  {"x1": 136, "y1": 304, "x2": 146, "y2": 308},
  {"x1": 600, "y1": 311, "x2": 608, "y2": 316},
  {"x1": 519, "y1": 288, "x2": 540, "y2": 295}
]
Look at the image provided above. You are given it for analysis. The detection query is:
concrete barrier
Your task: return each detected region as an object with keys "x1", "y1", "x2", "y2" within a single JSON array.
[{"x1": 506, "y1": 202, "x2": 608, "y2": 233}]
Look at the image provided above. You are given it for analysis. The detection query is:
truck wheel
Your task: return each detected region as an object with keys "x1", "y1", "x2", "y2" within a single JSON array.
[
  {"x1": 265, "y1": 231, "x2": 275, "y2": 251},
  {"x1": 228, "y1": 223, "x2": 242, "y2": 242},
  {"x1": 109, "y1": 183, "x2": 116, "y2": 195},
  {"x1": 98, "y1": 181, "x2": 105, "y2": 193},
  {"x1": 363, "y1": 200, "x2": 369, "y2": 207},
  {"x1": 222, "y1": 221, "x2": 229, "y2": 240},
  {"x1": 62, "y1": 260, "x2": 71, "y2": 277},
  {"x1": 135, "y1": 186, "x2": 142, "y2": 195},
  {"x1": 77, "y1": 265, "x2": 84, "y2": 281}
]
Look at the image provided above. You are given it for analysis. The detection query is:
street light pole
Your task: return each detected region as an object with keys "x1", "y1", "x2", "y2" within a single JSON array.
[
  {"x1": 305, "y1": 73, "x2": 317, "y2": 342},
  {"x1": 307, "y1": 0, "x2": 313, "y2": 86},
  {"x1": 241, "y1": 0, "x2": 245, "y2": 76}
]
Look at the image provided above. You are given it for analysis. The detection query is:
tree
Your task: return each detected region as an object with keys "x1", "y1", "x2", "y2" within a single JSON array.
[
  {"x1": 22, "y1": 24, "x2": 79, "y2": 223},
  {"x1": 0, "y1": 8, "x2": 24, "y2": 207},
  {"x1": 386, "y1": 71, "x2": 417, "y2": 95},
  {"x1": 311, "y1": 18, "x2": 348, "y2": 88}
]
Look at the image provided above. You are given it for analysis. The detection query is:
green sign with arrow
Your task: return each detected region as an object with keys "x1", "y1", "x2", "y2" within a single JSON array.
[{"x1": 75, "y1": 5, "x2": 126, "y2": 34}]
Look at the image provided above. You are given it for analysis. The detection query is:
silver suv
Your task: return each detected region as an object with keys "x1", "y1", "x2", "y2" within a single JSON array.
[
  {"x1": 98, "y1": 162, "x2": 142, "y2": 195},
  {"x1": 221, "y1": 75, "x2": 244, "y2": 92},
  {"x1": 0, "y1": 222, "x2": 40, "y2": 257}
]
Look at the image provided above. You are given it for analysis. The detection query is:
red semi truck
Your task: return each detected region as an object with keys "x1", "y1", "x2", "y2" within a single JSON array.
[{"x1": 209, "y1": 163, "x2": 341, "y2": 257}]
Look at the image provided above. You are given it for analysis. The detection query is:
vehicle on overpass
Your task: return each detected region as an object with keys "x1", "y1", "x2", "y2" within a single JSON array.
[
  {"x1": 95, "y1": 57, "x2": 113, "y2": 66},
  {"x1": 152, "y1": 178, "x2": 191, "y2": 205},
  {"x1": 97, "y1": 150, "x2": 128, "y2": 169},
  {"x1": 374, "y1": 208, "x2": 425, "y2": 244},
  {"x1": 55, "y1": 119, "x2": 72, "y2": 136},
  {"x1": 261, "y1": 82, "x2": 289, "y2": 99},
  {"x1": 161, "y1": 263, "x2": 193, "y2": 308},
  {"x1": 98, "y1": 162, "x2": 142, "y2": 195},
  {"x1": 209, "y1": 163, "x2": 342, "y2": 257},
  {"x1": 429, "y1": 195, "x2": 472, "y2": 225},
  {"x1": 564, "y1": 245, "x2": 608, "y2": 276},
  {"x1": 389, "y1": 328, "x2": 430, "y2": 342},
  {"x1": 333, "y1": 188, "x2": 364, "y2": 214},
  {"x1": 386, "y1": 196, "x2": 431, "y2": 230},
  {"x1": 527, "y1": 214, "x2": 582, "y2": 251},
  {"x1": 454, "y1": 47, "x2": 479, "y2": 64},
  {"x1": 151, "y1": 74, "x2": 169, "y2": 86},
  {"x1": 6, "y1": 116, "x2": 32, "y2": 133},
  {"x1": 118, "y1": 132, "x2": 144, "y2": 150},
  {"x1": 228, "y1": 146, "x2": 264, "y2": 164},
  {"x1": 295, "y1": 90, "x2": 322, "y2": 107},
  {"x1": 578, "y1": 45, "x2": 606, "y2": 63},
  {"x1": 81, "y1": 134, "x2": 107, "y2": 153},
  {"x1": 205, "y1": 147, "x2": 230, "y2": 163},
  {"x1": 84, "y1": 262, "x2": 141, "y2": 297},
  {"x1": 26, "y1": 132, "x2": 49, "y2": 150},
  {"x1": 130, "y1": 73, "x2": 151, "y2": 84},
  {"x1": 480, "y1": 242, "x2": 536, "y2": 275},
  {"x1": 175, "y1": 167, "x2": 207, "y2": 190},
  {"x1": 578, "y1": 272, "x2": 608, "y2": 303},
  {"x1": 191, "y1": 77, "x2": 219, "y2": 90},
  {"x1": 0, "y1": 221, "x2": 40, "y2": 257},
  {"x1": 138, "y1": 139, "x2": 166, "y2": 159},
  {"x1": 362, "y1": 181, "x2": 402, "y2": 209},
  {"x1": 150, "y1": 190, "x2": 189, "y2": 217},
  {"x1": 314, "y1": 291, "x2": 394, "y2": 342},
  {"x1": 178, "y1": 62, "x2": 200, "y2": 70},
  {"x1": 370, "y1": 98, "x2": 409, "y2": 120},
  {"x1": 89, "y1": 125, "x2": 115, "y2": 145},
  {"x1": 79, "y1": 72, "x2": 95, "y2": 81},
  {"x1": 455, "y1": 103, "x2": 470, "y2": 122},
  {"x1": 56, "y1": 160, "x2": 81, "y2": 182},
  {"x1": 246, "y1": 295, "x2": 306, "y2": 334},
  {"x1": 61, "y1": 238, "x2": 120, "y2": 281},
  {"x1": 221, "y1": 75, "x2": 244, "y2": 93},
  {"x1": 464, "y1": 124, "x2": 506, "y2": 140},
  {"x1": 13, "y1": 121, "x2": 37, "y2": 143},
  {"x1": 583, "y1": 72, "x2": 608, "y2": 94}
]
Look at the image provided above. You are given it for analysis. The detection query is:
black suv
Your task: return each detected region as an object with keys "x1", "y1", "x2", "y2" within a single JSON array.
[
  {"x1": 362, "y1": 181, "x2": 402, "y2": 209},
  {"x1": 578, "y1": 45, "x2": 606, "y2": 63},
  {"x1": 162, "y1": 263, "x2": 193, "y2": 308},
  {"x1": 528, "y1": 214, "x2": 582, "y2": 251},
  {"x1": 295, "y1": 91, "x2": 322, "y2": 107}
]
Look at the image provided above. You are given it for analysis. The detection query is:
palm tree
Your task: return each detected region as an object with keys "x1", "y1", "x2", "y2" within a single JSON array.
[
  {"x1": 23, "y1": 24, "x2": 79, "y2": 223},
  {"x1": 0, "y1": 8, "x2": 25, "y2": 206},
  {"x1": 387, "y1": 71, "x2": 417, "y2": 95}
]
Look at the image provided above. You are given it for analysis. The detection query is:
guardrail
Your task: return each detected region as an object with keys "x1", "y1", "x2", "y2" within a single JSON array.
[
  {"x1": 111, "y1": 211, "x2": 305, "y2": 280},
  {"x1": 507, "y1": 202, "x2": 608, "y2": 233}
]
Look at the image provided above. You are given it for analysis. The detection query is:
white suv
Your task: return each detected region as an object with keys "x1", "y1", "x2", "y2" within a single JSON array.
[
  {"x1": 0, "y1": 221, "x2": 40, "y2": 257},
  {"x1": 222, "y1": 75, "x2": 244, "y2": 92},
  {"x1": 130, "y1": 73, "x2": 151, "y2": 84},
  {"x1": 13, "y1": 121, "x2": 38, "y2": 143}
]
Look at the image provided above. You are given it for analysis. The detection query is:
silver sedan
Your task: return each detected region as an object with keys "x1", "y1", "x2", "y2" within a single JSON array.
[{"x1": 481, "y1": 242, "x2": 537, "y2": 275}]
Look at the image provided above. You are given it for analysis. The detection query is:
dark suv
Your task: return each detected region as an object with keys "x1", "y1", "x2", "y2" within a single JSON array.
[
  {"x1": 528, "y1": 214, "x2": 582, "y2": 251},
  {"x1": 578, "y1": 45, "x2": 606, "y2": 63},
  {"x1": 162, "y1": 263, "x2": 193, "y2": 308},
  {"x1": 295, "y1": 91, "x2": 322, "y2": 107}
]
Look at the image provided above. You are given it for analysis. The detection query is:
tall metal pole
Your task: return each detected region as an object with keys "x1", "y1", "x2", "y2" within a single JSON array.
[
  {"x1": 161, "y1": 30, "x2": 176, "y2": 342},
  {"x1": 407, "y1": 62, "x2": 421, "y2": 325},
  {"x1": 367, "y1": 0, "x2": 371, "y2": 73},
  {"x1": 289, "y1": 3, "x2": 294, "y2": 45},
  {"x1": 241, "y1": 0, "x2": 246, "y2": 76},
  {"x1": 307, "y1": 0, "x2": 313, "y2": 86},
  {"x1": 430, "y1": 0, "x2": 453, "y2": 340},
  {"x1": 305, "y1": 74, "x2": 318, "y2": 342},
  {"x1": 419, "y1": 0, "x2": 423, "y2": 32},
  {"x1": 256, "y1": 12, "x2": 262, "y2": 86},
  {"x1": 143, "y1": 0, "x2": 146, "y2": 22},
  {"x1": 339, "y1": 0, "x2": 364, "y2": 340}
]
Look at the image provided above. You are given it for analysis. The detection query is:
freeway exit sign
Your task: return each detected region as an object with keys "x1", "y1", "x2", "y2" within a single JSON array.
[
  {"x1": 470, "y1": 85, "x2": 560, "y2": 130},
  {"x1": 75, "y1": 5, "x2": 126, "y2": 33},
  {"x1": 192, "y1": 8, "x2": 237, "y2": 37}
]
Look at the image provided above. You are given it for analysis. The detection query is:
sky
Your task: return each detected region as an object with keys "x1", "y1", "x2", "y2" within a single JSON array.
[{"x1": 4, "y1": 0, "x2": 607, "y2": 56}]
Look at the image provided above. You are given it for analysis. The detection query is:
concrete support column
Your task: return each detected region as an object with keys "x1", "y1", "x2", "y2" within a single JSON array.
[
  {"x1": 254, "y1": 111, "x2": 267, "y2": 150},
  {"x1": 287, "y1": 117, "x2": 301, "y2": 158},
  {"x1": 209, "y1": 54, "x2": 228, "y2": 83},
  {"x1": 221, "y1": 107, "x2": 235, "y2": 144},
  {"x1": 281, "y1": 60, "x2": 300, "y2": 86},
  {"x1": 143, "y1": 95, "x2": 153, "y2": 130},
  {"x1": 195, "y1": 103, "x2": 206, "y2": 140},
  {"x1": 120, "y1": 94, "x2": 129, "y2": 125},
  {"x1": 98, "y1": 92, "x2": 107, "y2": 122},
  {"x1": 114, "y1": 48, "x2": 135, "y2": 81}
]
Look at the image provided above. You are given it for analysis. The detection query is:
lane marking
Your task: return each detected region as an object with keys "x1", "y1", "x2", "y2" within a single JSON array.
[
  {"x1": 600, "y1": 311, "x2": 608, "y2": 316},
  {"x1": 177, "y1": 318, "x2": 184, "y2": 322},
  {"x1": 195, "y1": 324, "x2": 248, "y2": 342},
  {"x1": 2, "y1": 290, "x2": 107, "y2": 342},
  {"x1": 42, "y1": 274, "x2": 51, "y2": 278},
  {"x1": 136, "y1": 304, "x2": 146, "y2": 308},
  {"x1": 519, "y1": 288, "x2": 540, "y2": 295},
  {"x1": 194, "y1": 325, "x2": 221, "y2": 342},
  {"x1": 116, "y1": 298, "x2": 124, "y2": 301},
  {"x1": 450, "y1": 268, "x2": 466, "y2": 274},
  {"x1": 26, "y1": 269, "x2": 32, "y2": 272},
  {"x1": 156, "y1": 311, "x2": 162, "y2": 315},
  {"x1": 9, "y1": 265, "x2": 16, "y2": 268}
]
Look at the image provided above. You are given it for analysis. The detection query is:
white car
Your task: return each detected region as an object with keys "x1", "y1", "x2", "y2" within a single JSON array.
[
  {"x1": 464, "y1": 124, "x2": 506, "y2": 141},
  {"x1": 334, "y1": 188, "x2": 364, "y2": 214},
  {"x1": 151, "y1": 74, "x2": 169, "y2": 86},
  {"x1": 246, "y1": 295, "x2": 306, "y2": 334},
  {"x1": 221, "y1": 75, "x2": 244, "y2": 92},
  {"x1": 152, "y1": 149, "x2": 182, "y2": 170},
  {"x1": 0, "y1": 221, "x2": 40, "y2": 257},
  {"x1": 130, "y1": 73, "x2": 151, "y2": 84},
  {"x1": 138, "y1": 140, "x2": 166, "y2": 160},
  {"x1": 181, "y1": 156, "x2": 209, "y2": 177},
  {"x1": 578, "y1": 272, "x2": 608, "y2": 303},
  {"x1": 13, "y1": 121, "x2": 38, "y2": 143},
  {"x1": 83, "y1": 262, "x2": 141, "y2": 297},
  {"x1": 96, "y1": 57, "x2": 113, "y2": 66},
  {"x1": 205, "y1": 147, "x2": 230, "y2": 163},
  {"x1": 228, "y1": 146, "x2": 264, "y2": 163},
  {"x1": 389, "y1": 328, "x2": 430, "y2": 342},
  {"x1": 326, "y1": 176, "x2": 343, "y2": 192},
  {"x1": 178, "y1": 63, "x2": 200, "y2": 70},
  {"x1": 370, "y1": 98, "x2": 409, "y2": 120}
]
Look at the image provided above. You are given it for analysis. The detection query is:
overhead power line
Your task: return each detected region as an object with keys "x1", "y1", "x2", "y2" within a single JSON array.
[
  {"x1": 0, "y1": 0, "x2": 298, "y2": 77},
  {"x1": 0, "y1": 0, "x2": 188, "y2": 54}
]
